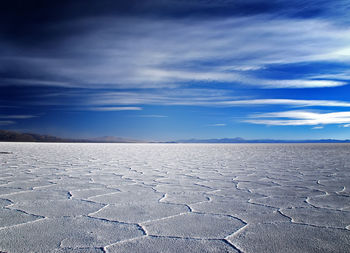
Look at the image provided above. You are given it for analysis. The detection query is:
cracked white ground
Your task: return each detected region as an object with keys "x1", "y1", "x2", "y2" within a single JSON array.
[{"x1": 0, "y1": 143, "x2": 349, "y2": 253}]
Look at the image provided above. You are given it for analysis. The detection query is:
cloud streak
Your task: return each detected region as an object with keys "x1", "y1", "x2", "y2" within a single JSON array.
[
  {"x1": 246, "y1": 110, "x2": 350, "y2": 126},
  {"x1": 0, "y1": 115, "x2": 38, "y2": 119},
  {"x1": 221, "y1": 99, "x2": 350, "y2": 107},
  {"x1": 0, "y1": 120, "x2": 15, "y2": 125},
  {"x1": 88, "y1": 107, "x2": 142, "y2": 111},
  {"x1": 1, "y1": 15, "x2": 350, "y2": 89},
  {"x1": 208, "y1": 123, "x2": 226, "y2": 127},
  {"x1": 90, "y1": 91, "x2": 350, "y2": 108},
  {"x1": 89, "y1": 89, "x2": 234, "y2": 106},
  {"x1": 137, "y1": 115, "x2": 168, "y2": 118}
]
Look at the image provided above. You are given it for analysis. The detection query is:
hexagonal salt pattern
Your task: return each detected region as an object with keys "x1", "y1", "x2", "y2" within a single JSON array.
[
  {"x1": 0, "y1": 216, "x2": 144, "y2": 253},
  {"x1": 142, "y1": 212, "x2": 245, "y2": 239},
  {"x1": 0, "y1": 143, "x2": 350, "y2": 252},
  {"x1": 90, "y1": 202, "x2": 190, "y2": 223},
  {"x1": 106, "y1": 236, "x2": 239, "y2": 253},
  {"x1": 227, "y1": 222, "x2": 350, "y2": 253}
]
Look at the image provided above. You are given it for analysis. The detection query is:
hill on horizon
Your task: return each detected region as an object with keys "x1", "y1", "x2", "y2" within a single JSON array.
[
  {"x1": 0, "y1": 130, "x2": 142, "y2": 143},
  {"x1": 1, "y1": 130, "x2": 350, "y2": 143}
]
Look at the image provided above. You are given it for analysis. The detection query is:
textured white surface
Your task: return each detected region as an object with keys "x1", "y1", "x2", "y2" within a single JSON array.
[{"x1": 0, "y1": 143, "x2": 349, "y2": 252}]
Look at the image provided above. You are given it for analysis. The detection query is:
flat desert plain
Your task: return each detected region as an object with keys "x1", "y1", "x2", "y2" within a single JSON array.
[{"x1": 0, "y1": 143, "x2": 349, "y2": 252}]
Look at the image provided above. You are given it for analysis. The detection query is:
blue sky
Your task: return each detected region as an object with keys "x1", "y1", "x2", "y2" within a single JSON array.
[{"x1": 1, "y1": 0, "x2": 350, "y2": 141}]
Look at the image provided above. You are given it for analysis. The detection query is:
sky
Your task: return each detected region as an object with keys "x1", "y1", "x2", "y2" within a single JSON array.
[{"x1": 1, "y1": 0, "x2": 350, "y2": 141}]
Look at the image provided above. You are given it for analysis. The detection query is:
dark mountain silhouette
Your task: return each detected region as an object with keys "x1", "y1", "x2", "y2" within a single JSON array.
[
  {"x1": 176, "y1": 138, "x2": 350, "y2": 143},
  {"x1": 88, "y1": 136, "x2": 143, "y2": 143},
  {"x1": 0, "y1": 130, "x2": 142, "y2": 143},
  {"x1": 1, "y1": 129, "x2": 349, "y2": 143}
]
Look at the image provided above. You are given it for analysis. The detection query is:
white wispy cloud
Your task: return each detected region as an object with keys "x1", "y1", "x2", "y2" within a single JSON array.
[
  {"x1": 0, "y1": 115, "x2": 38, "y2": 119},
  {"x1": 88, "y1": 107, "x2": 142, "y2": 111},
  {"x1": 1, "y1": 78, "x2": 72, "y2": 87},
  {"x1": 221, "y1": 99, "x2": 350, "y2": 107},
  {"x1": 137, "y1": 115, "x2": 168, "y2": 118},
  {"x1": 90, "y1": 89, "x2": 233, "y2": 106},
  {"x1": 311, "y1": 73, "x2": 350, "y2": 81},
  {"x1": 312, "y1": 126, "x2": 324, "y2": 129},
  {"x1": 0, "y1": 120, "x2": 15, "y2": 125},
  {"x1": 246, "y1": 110, "x2": 350, "y2": 126},
  {"x1": 208, "y1": 123, "x2": 226, "y2": 127},
  {"x1": 90, "y1": 91, "x2": 350, "y2": 108},
  {"x1": 2, "y1": 15, "x2": 350, "y2": 89},
  {"x1": 258, "y1": 80, "x2": 346, "y2": 88}
]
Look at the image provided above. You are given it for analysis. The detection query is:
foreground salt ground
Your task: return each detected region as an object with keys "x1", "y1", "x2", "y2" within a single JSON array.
[{"x1": 0, "y1": 143, "x2": 349, "y2": 253}]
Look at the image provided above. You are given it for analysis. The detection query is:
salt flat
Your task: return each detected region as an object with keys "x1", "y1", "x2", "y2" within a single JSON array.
[{"x1": 0, "y1": 143, "x2": 349, "y2": 253}]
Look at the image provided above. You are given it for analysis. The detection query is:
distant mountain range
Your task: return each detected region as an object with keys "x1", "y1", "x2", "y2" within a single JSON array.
[
  {"x1": 0, "y1": 130, "x2": 142, "y2": 143},
  {"x1": 1, "y1": 129, "x2": 350, "y2": 143},
  {"x1": 175, "y1": 137, "x2": 350, "y2": 143}
]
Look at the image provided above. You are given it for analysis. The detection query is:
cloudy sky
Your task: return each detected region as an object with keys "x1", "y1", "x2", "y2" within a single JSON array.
[{"x1": 1, "y1": 0, "x2": 350, "y2": 140}]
